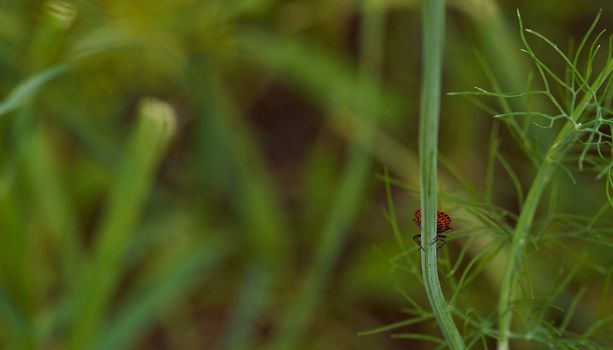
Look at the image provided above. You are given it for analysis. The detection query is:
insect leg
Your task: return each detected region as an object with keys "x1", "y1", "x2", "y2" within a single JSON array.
[
  {"x1": 412, "y1": 234, "x2": 423, "y2": 251},
  {"x1": 435, "y1": 235, "x2": 447, "y2": 250}
]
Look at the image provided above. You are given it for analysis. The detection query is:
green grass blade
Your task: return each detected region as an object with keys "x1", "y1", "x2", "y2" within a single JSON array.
[
  {"x1": 94, "y1": 238, "x2": 228, "y2": 350},
  {"x1": 192, "y1": 61, "x2": 289, "y2": 350},
  {"x1": 66, "y1": 98, "x2": 176, "y2": 350},
  {"x1": 0, "y1": 173, "x2": 33, "y2": 348},
  {"x1": 0, "y1": 64, "x2": 68, "y2": 117},
  {"x1": 269, "y1": 2, "x2": 385, "y2": 348},
  {"x1": 236, "y1": 30, "x2": 401, "y2": 123},
  {"x1": 24, "y1": 126, "x2": 80, "y2": 285},
  {"x1": 221, "y1": 264, "x2": 273, "y2": 350},
  {"x1": 0, "y1": 286, "x2": 28, "y2": 348}
]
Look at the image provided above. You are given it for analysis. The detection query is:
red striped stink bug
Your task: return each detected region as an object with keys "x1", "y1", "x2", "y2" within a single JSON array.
[{"x1": 412, "y1": 209, "x2": 453, "y2": 250}]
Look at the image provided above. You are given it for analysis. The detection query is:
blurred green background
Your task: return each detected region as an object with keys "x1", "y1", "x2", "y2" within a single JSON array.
[{"x1": 0, "y1": 0, "x2": 612, "y2": 349}]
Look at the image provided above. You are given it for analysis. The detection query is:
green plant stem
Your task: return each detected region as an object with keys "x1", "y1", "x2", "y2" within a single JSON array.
[
  {"x1": 496, "y1": 57, "x2": 613, "y2": 350},
  {"x1": 269, "y1": 2, "x2": 384, "y2": 349},
  {"x1": 25, "y1": 126, "x2": 79, "y2": 286},
  {"x1": 94, "y1": 237, "x2": 228, "y2": 350},
  {"x1": 194, "y1": 61, "x2": 289, "y2": 350},
  {"x1": 67, "y1": 99, "x2": 176, "y2": 350},
  {"x1": 418, "y1": 0, "x2": 465, "y2": 349}
]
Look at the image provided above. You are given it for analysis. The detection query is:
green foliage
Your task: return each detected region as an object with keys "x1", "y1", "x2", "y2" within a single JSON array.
[
  {"x1": 0, "y1": 1, "x2": 611, "y2": 350},
  {"x1": 410, "y1": 8, "x2": 613, "y2": 350},
  {"x1": 0, "y1": 64, "x2": 68, "y2": 117}
]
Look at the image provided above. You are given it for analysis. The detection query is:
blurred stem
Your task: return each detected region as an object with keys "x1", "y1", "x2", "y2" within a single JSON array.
[
  {"x1": 67, "y1": 99, "x2": 175, "y2": 350},
  {"x1": 0, "y1": 171, "x2": 32, "y2": 349},
  {"x1": 330, "y1": 108, "x2": 418, "y2": 184},
  {"x1": 496, "y1": 58, "x2": 613, "y2": 350},
  {"x1": 418, "y1": 0, "x2": 465, "y2": 349},
  {"x1": 197, "y1": 62, "x2": 289, "y2": 350},
  {"x1": 455, "y1": 0, "x2": 545, "y2": 166},
  {"x1": 0, "y1": 7, "x2": 74, "y2": 347},
  {"x1": 269, "y1": 2, "x2": 384, "y2": 349},
  {"x1": 94, "y1": 237, "x2": 228, "y2": 350},
  {"x1": 24, "y1": 126, "x2": 79, "y2": 285},
  {"x1": 485, "y1": 121, "x2": 501, "y2": 202},
  {"x1": 222, "y1": 265, "x2": 273, "y2": 350}
]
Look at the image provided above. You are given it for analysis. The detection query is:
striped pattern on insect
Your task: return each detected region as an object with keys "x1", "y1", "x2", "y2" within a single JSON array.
[{"x1": 412, "y1": 209, "x2": 453, "y2": 250}]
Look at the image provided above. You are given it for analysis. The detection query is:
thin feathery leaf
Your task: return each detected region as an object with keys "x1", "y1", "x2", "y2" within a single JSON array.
[{"x1": 358, "y1": 314, "x2": 433, "y2": 336}]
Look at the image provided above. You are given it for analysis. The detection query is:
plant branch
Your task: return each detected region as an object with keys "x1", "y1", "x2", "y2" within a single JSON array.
[
  {"x1": 496, "y1": 55, "x2": 613, "y2": 350},
  {"x1": 418, "y1": 0, "x2": 465, "y2": 349}
]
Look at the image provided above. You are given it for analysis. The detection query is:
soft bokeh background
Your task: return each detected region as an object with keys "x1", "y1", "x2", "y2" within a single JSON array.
[{"x1": 0, "y1": 0, "x2": 612, "y2": 349}]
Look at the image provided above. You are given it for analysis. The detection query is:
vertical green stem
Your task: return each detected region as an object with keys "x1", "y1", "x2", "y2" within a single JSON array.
[
  {"x1": 496, "y1": 58, "x2": 613, "y2": 350},
  {"x1": 67, "y1": 99, "x2": 176, "y2": 350},
  {"x1": 24, "y1": 126, "x2": 79, "y2": 284},
  {"x1": 418, "y1": 0, "x2": 465, "y2": 349},
  {"x1": 269, "y1": 2, "x2": 384, "y2": 349},
  {"x1": 194, "y1": 59, "x2": 289, "y2": 350}
]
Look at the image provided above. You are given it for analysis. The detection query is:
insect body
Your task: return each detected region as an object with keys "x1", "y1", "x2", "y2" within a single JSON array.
[{"x1": 412, "y1": 209, "x2": 453, "y2": 250}]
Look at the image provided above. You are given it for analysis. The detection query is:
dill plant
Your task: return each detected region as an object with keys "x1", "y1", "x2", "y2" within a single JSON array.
[
  {"x1": 370, "y1": 9, "x2": 613, "y2": 350},
  {"x1": 452, "y1": 11, "x2": 613, "y2": 349}
]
